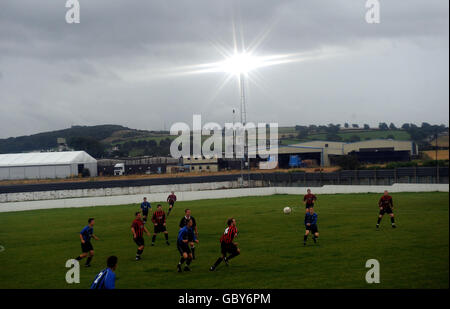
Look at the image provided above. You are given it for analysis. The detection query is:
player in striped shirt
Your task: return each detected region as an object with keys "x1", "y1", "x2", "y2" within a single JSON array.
[
  {"x1": 179, "y1": 209, "x2": 199, "y2": 259},
  {"x1": 377, "y1": 190, "x2": 396, "y2": 229},
  {"x1": 176, "y1": 219, "x2": 198, "y2": 272},
  {"x1": 303, "y1": 189, "x2": 317, "y2": 213},
  {"x1": 304, "y1": 207, "x2": 319, "y2": 245},
  {"x1": 90, "y1": 256, "x2": 118, "y2": 289},
  {"x1": 151, "y1": 204, "x2": 170, "y2": 246},
  {"x1": 210, "y1": 218, "x2": 240, "y2": 271},
  {"x1": 167, "y1": 191, "x2": 177, "y2": 216},
  {"x1": 131, "y1": 212, "x2": 151, "y2": 261}
]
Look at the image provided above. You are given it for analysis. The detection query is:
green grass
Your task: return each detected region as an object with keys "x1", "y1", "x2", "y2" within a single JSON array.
[{"x1": 0, "y1": 192, "x2": 448, "y2": 289}]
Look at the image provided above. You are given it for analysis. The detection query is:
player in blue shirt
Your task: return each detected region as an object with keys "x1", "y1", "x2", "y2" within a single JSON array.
[
  {"x1": 176, "y1": 219, "x2": 198, "y2": 272},
  {"x1": 140, "y1": 197, "x2": 152, "y2": 223},
  {"x1": 90, "y1": 256, "x2": 118, "y2": 289},
  {"x1": 75, "y1": 218, "x2": 99, "y2": 267},
  {"x1": 304, "y1": 208, "x2": 319, "y2": 246}
]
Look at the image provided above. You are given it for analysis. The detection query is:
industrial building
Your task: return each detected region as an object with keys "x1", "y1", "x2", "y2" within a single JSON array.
[
  {"x1": 0, "y1": 151, "x2": 97, "y2": 180},
  {"x1": 254, "y1": 139, "x2": 418, "y2": 168},
  {"x1": 183, "y1": 156, "x2": 219, "y2": 172}
]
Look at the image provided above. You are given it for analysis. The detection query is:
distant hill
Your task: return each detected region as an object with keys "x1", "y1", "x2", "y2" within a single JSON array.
[
  {"x1": 0, "y1": 125, "x2": 129, "y2": 154},
  {"x1": 1, "y1": 123, "x2": 447, "y2": 158}
]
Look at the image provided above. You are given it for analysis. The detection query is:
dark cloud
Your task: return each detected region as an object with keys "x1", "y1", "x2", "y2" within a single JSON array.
[{"x1": 0, "y1": 0, "x2": 448, "y2": 138}]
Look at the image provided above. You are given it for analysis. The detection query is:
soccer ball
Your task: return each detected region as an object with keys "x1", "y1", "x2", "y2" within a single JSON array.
[{"x1": 283, "y1": 207, "x2": 292, "y2": 214}]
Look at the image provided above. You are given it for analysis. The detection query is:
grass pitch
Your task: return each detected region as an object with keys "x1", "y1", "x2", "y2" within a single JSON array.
[{"x1": 0, "y1": 192, "x2": 448, "y2": 289}]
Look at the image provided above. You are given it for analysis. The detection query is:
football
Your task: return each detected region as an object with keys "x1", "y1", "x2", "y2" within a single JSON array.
[{"x1": 283, "y1": 207, "x2": 292, "y2": 214}]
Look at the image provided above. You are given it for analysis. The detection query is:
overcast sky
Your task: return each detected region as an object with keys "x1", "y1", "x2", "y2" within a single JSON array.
[{"x1": 0, "y1": 0, "x2": 448, "y2": 138}]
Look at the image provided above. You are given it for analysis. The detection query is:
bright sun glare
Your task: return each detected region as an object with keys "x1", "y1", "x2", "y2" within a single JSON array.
[{"x1": 219, "y1": 52, "x2": 261, "y2": 75}]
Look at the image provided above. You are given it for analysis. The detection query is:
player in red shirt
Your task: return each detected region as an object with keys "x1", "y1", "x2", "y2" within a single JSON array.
[
  {"x1": 377, "y1": 190, "x2": 396, "y2": 229},
  {"x1": 210, "y1": 218, "x2": 240, "y2": 271},
  {"x1": 167, "y1": 191, "x2": 177, "y2": 216},
  {"x1": 303, "y1": 189, "x2": 317, "y2": 213},
  {"x1": 131, "y1": 212, "x2": 151, "y2": 261},
  {"x1": 151, "y1": 204, "x2": 170, "y2": 246}
]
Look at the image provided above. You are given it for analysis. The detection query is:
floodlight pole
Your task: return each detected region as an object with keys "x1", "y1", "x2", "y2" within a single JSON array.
[
  {"x1": 238, "y1": 73, "x2": 252, "y2": 187},
  {"x1": 436, "y1": 130, "x2": 439, "y2": 183},
  {"x1": 239, "y1": 73, "x2": 245, "y2": 187}
]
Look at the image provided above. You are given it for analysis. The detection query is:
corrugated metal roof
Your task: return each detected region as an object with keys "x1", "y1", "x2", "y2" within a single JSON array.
[{"x1": 0, "y1": 151, "x2": 97, "y2": 167}]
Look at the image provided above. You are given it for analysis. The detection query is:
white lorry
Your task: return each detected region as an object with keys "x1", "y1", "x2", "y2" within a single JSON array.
[{"x1": 114, "y1": 163, "x2": 125, "y2": 176}]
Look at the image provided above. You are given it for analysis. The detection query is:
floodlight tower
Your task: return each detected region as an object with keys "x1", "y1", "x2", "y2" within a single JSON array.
[
  {"x1": 238, "y1": 73, "x2": 251, "y2": 186},
  {"x1": 239, "y1": 73, "x2": 247, "y2": 187}
]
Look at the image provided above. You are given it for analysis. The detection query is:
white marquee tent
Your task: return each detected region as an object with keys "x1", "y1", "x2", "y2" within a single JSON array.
[{"x1": 0, "y1": 151, "x2": 97, "y2": 180}]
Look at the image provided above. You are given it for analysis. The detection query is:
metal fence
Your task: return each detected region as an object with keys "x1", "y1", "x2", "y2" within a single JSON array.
[{"x1": 251, "y1": 167, "x2": 449, "y2": 187}]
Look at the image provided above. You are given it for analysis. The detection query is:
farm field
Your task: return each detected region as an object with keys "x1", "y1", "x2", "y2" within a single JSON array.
[
  {"x1": 423, "y1": 150, "x2": 449, "y2": 161},
  {"x1": 0, "y1": 192, "x2": 448, "y2": 289}
]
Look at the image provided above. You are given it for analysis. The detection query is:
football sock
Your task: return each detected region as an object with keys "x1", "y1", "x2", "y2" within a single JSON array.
[
  {"x1": 186, "y1": 258, "x2": 192, "y2": 266},
  {"x1": 168, "y1": 208, "x2": 173, "y2": 215},
  {"x1": 164, "y1": 234, "x2": 169, "y2": 241},
  {"x1": 377, "y1": 217, "x2": 382, "y2": 224},
  {"x1": 304, "y1": 235, "x2": 308, "y2": 242},
  {"x1": 179, "y1": 257, "x2": 185, "y2": 265},
  {"x1": 391, "y1": 217, "x2": 395, "y2": 224},
  {"x1": 136, "y1": 249, "x2": 143, "y2": 257},
  {"x1": 191, "y1": 247, "x2": 195, "y2": 257},
  {"x1": 75, "y1": 256, "x2": 82, "y2": 261},
  {"x1": 85, "y1": 257, "x2": 92, "y2": 265},
  {"x1": 213, "y1": 258, "x2": 223, "y2": 267},
  {"x1": 152, "y1": 235, "x2": 157, "y2": 243}
]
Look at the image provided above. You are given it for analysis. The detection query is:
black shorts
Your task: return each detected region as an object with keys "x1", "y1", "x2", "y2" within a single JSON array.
[
  {"x1": 81, "y1": 241, "x2": 93, "y2": 253},
  {"x1": 306, "y1": 224, "x2": 319, "y2": 234},
  {"x1": 177, "y1": 242, "x2": 191, "y2": 256},
  {"x1": 306, "y1": 204, "x2": 314, "y2": 209},
  {"x1": 221, "y1": 242, "x2": 238, "y2": 255},
  {"x1": 134, "y1": 237, "x2": 145, "y2": 247},
  {"x1": 142, "y1": 211, "x2": 149, "y2": 217},
  {"x1": 154, "y1": 224, "x2": 167, "y2": 234},
  {"x1": 169, "y1": 201, "x2": 175, "y2": 207},
  {"x1": 379, "y1": 207, "x2": 393, "y2": 215}
]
